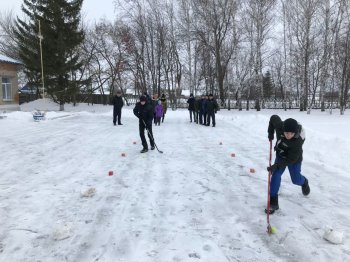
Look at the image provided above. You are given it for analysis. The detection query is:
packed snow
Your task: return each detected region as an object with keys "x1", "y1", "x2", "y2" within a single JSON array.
[{"x1": 0, "y1": 99, "x2": 349, "y2": 262}]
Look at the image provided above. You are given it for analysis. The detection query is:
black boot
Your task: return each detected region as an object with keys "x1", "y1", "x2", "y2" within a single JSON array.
[
  {"x1": 140, "y1": 148, "x2": 148, "y2": 153},
  {"x1": 265, "y1": 195, "x2": 279, "y2": 214},
  {"x1": 302, "y1": 178, "x2": 310, "y2": 196},
  {"x1": 151, "y1": 145, "x2": 155, "y2": 150}
]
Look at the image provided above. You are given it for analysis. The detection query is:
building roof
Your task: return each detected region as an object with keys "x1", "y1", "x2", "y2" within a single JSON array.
[{"x1": 0, "y1": 54, "x2": 22, "y2": 65}]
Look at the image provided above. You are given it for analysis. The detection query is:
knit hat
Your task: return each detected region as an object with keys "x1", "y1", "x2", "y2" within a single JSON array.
[
  {"x1": 140, "y1": 95, "x2": 147, "y2": 102},
  {"x1": 283, "y1": 118, "x2": 298, "y2": 133}
]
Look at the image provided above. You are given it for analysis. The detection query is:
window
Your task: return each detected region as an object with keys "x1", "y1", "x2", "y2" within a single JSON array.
[{"x1": 2, "y1": 77, "x2": 12, "y2": 101}]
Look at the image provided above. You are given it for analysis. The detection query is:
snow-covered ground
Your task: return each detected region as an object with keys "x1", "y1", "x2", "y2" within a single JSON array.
[{"x1": 1, "y1": 99, "x2": 349, "y2": 262}]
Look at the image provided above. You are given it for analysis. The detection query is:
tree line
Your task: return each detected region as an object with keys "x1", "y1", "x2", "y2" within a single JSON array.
[{"x1": 0, "y1": 0, "x2": 349, "y2": 113}]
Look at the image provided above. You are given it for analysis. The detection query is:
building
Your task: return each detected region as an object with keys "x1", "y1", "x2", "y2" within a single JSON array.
[{"x1": 0, "y1": 54, "x2": 21, "y2": 106}]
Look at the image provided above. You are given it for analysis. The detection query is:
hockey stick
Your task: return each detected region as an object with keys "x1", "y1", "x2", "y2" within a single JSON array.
[
  {"x1": 267, "y1": 140, "x2": 273, "y2": 234},
  {"x1": 142, "y1": 119, "x2": 163, "y2": 154}
]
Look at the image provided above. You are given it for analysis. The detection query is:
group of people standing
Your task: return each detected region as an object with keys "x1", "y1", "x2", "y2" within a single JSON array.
[{"x1": 187, "y1": 93, "x2": 219, "y2": 127}]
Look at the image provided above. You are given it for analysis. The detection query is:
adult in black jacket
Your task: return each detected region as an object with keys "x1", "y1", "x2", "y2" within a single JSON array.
[
  {"x1": 160, "y1": 94, "x2": 167, "y2": 122},
  {"x1": 187, "y1": 93, "x2": 196, "y2": 122},
  {"x1": 112, "y1": 91, "x2": 124, "y2": 125},
  {"x1": 133, "y1": 95, "x2": 155, "y2": 153},
  {"x1": 194, "y1": 97, "x2": 201, "y2": 124},
  {"x1": 197, "y1": 95, "x2": 205, "y2": 125},
  {"x1": 206, "y1": 94, "x2": 219, "y2": 127},
  {"x1": 202, "y1": 95, "x2": 208, "y2": 125}
]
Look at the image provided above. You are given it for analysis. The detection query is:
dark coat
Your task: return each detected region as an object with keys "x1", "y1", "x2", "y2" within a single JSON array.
[
  {"x1": 275, "y1": 128, "x2": 305, "y2": 168},
  {"x1": 187, "y1": 97, "x2": 196, "y2": 111},
  {"x1": 268, "y1": 115, "x2": 283, "y2": 141},
  {"x1": 151, "y1": 99, "x2": 158, "y2": 111},
  {"x1": 201, "y1": 99, "x2": 207, "y2": 113},
  {"x1": 133, "y1": 101, "x2": 154, "y2": 123},
  {"x1": 195, "y1": 99, "x2": 201, "y2": 112},
  {"x1": 206, "y1": 99, "x2": 219, "y2": 113},
  {"x1": 112, "y1": 95, "x2": 124, "y2": 109},
  {"x1": 160, "y1": 98, "x2": 167, "y2": 114}
]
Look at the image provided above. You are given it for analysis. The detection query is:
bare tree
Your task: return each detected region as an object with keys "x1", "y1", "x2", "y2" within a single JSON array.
[
  {"x1": 286, "y1": 0, "x2": 320, "y2": 112},
  {"x1": 318, "y1": 0, "x2": 332, "y2": 111},
  {"x1": 243, "y1": 0, "x2": 277, "y2": 111},
  {"x1": 337, "y1": 4, "x2": 350, "y2": 115},
  {"x1": 190, "y1": 0, "x2": 239, "y2": 106},
  {"x1": 0, "y1": 10, "x2": 19, "y2": 59}
]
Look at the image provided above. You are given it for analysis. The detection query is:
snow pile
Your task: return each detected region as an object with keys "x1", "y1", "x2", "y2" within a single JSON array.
[
  {"x1": 80, "y1": 187, "x2": 96, "y2": 198},
  {"x1": 52, "y1": 223, "x2": 74, "y2": 241},
  {"x1": 323, "y1": 227, "x2": 344, "y2": 245}
]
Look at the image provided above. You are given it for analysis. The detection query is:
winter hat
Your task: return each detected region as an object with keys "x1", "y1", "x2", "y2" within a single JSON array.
[
  {"x1": 209, "y1": 93, "x2": 213, "y2": 97},
  {"x1": 140, "y1": 95, "x2": 147, "y2": 102},
  {"x1": 190, "y1": 93, "x2": 193, "y2": 97},
  {"x1": 283, "y1": 118, "x2": 298, "y2": 133}
]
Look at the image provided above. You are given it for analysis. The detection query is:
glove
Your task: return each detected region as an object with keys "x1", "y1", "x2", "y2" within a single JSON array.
[
  {"x1": 268, "y1": 134, "x2": 274, "y2": 141},
  {"x1": 267, "y1": 164, "x2": 278, "y2": 173}
]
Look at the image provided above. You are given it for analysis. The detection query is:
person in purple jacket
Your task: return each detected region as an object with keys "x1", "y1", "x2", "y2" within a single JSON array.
[{"x1": 154, "y1": 100, "x2": 164, "y2": 126}]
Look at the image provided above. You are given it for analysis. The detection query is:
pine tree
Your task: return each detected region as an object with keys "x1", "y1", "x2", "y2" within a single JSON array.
[
  {"x1": 263, "y1": 71, "x2": 274, "y2": 99},
  {"x1": 15, "y1": 0, "x2": 84, "y2": 110}
]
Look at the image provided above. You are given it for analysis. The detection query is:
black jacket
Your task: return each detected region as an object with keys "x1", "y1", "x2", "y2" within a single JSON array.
[
  {"x1": 268, "y1": 115, "x2": 283, "y2": 141},
  {"x1": 133, "y1": 102, "x2": 154, "y2": 123},
  {"x1": 187, "y1": 97, "x2": 196, "y2": 111},
  {"x1": 275, "y1": 126, "x2": 305, "y2": 168},
  {"x1": 112, "y1": 95, "x2": 124, "y2": 109},
  {"x1": 268, "y1": 115, "x2": 305, "y2": 168},
  {"x1": 206, "y1": 99, "x2": 219, "y2": 113},
  {"x1": 198, "y1": 99, "x2": 206, "y2": 113}
]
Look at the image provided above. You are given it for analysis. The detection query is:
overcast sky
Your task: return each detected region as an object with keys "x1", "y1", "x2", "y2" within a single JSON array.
[{"x1": 0, "y1": 0, "x2": 117, "y2": 22}]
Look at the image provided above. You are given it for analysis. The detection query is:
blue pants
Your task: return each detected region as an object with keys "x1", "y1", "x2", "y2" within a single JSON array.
[{"x1": 270, "y1": 156, "x2": 305, "y2": 197}]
